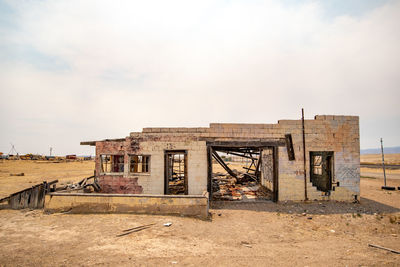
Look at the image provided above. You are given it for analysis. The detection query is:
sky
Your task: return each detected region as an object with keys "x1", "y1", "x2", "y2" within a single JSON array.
[{"x1": 0, "y1": 0, "x2": 399, "y2": 156}]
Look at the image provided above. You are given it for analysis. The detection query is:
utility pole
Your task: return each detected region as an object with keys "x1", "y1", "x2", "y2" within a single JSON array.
[
  {"x1": 302, "y1": 108, "x2": 308, "y2": 201},
  {"x1": 380, "y1": 138, "x2": 394, "y2": 190},
  {"x1": 381, "y1": 138, "x2": 387, "y2": 187},
  {"x1": 50, "y1": 147, "x2": 53, "y2": 157}
]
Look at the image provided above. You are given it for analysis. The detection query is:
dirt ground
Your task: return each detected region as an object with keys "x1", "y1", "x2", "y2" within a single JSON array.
[{"x1": 0, "y1": 159, "x2": 399, "y2": 266}]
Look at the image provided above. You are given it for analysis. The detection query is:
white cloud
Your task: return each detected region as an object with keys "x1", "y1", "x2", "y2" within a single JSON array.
[{"x1": 0, "y1": 0, "x2": 399, "y2": 154}]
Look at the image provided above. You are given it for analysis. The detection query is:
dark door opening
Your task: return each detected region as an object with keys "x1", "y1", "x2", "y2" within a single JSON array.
[
  {"x1": 310, "y1": 151, "x2": 334, "y2": 192},
  {"x1": 164, "y1": 150, "x2": 188, "y2": 195},
  {"x1": 208, "y1": 145, "x2": 278, "y2": 202}
]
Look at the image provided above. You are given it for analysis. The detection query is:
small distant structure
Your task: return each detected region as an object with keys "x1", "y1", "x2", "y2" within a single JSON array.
[
  {"x1": 0, "y1": 152, "x2": 8, "y2": 160},
  {"x1": 66, "y1": 154, "x2": 77, "y2": 160},
  {"x1": 83, "y1": 156, "x2": 92, "y2": 161}
]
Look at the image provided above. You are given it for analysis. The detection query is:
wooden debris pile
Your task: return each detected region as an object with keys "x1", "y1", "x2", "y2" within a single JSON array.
[
  {"x1": 55, "y1": 176, "x2": 101, "y2": 193},
  {"x1": 0, "y1": 175, "x2": 101, "y2": 210},
  {"x1": 212, "y1": 171, "x2": 272, "y2": 201},
  {"x1": 168, "y1": 178, "x2": 185, "y2": 195},
  {"x1": 0, "y1": 180, "x2": 58, "y2": 209}
]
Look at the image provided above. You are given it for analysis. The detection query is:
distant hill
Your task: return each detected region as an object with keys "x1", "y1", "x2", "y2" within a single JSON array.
[{"x1": 361, "y1": 146, "x2": 400, "y2": 155}]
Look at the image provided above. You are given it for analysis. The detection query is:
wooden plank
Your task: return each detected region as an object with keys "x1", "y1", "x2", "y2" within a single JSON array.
[
  {"x1": 28, "y1": 187, "x2": 38, "y2": 209},
  {"x1": 122, "y1": 223, "x2": 156, "y2": 232},
  {"x1": 273, "y1": 146, "x2": 279, "y2": 202},
  {"x1": 20, "y1": 190, "x2": 29, "y2": 209},
  {"x1": 243, "y1": 166, "x2": 257, "y2": 172},
  {"x1": 116, "y1": 226, "x2": 151, "y2": 237},
  {"x1": 368, "y1": 244, "x2": 400, "y2": 254},
  {"x1": 207, "y1": 140, "x2": 286, "y2": 147},
  {"x1": 207, "y1": 146, "x2": 212, "y2": 195},
  {"x1": 255, "y1": 154, "x2": 261, "y2": 177},
  {"x1": 9, "y1": 194, "x2": 19, "y2": 209},
  {"x1": 212, "y1": 150, "x2": 237, "y2": 178},
  {"x1": 37, "y1": 184, "x2": 45, "y2": 208},
  {"x1": 184, "y1": 152, "x2": 188, "y2": 195},
  {"x1": 80, "y1": 141, "x2": 96, "y2": 146},
  {"x1": 2, "y1": 180, "x2": 57, "y2": 209},
  {"x1": 216, "y1": 150, "x2": 258, "y2": 160},
  {"x1": 285, "y1": 134, "x2": 295, "y2": 161}
]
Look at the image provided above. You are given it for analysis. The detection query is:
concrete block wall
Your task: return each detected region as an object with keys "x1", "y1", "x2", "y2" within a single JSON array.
[
  {"x1": 92, "y1": 115, "x2": 359, "y2": 201},
  {"x1": 276, "y1": 116, "x2": 360, "y2": 201}
]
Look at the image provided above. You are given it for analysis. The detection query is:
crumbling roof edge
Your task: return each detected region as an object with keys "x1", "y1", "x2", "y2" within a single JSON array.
[
  {"x1": 80, "y1": 141, "x2": 96, "y2": 146},
  {"x1": 80, "y1": 138, "x2": 126, "y2": 146}
]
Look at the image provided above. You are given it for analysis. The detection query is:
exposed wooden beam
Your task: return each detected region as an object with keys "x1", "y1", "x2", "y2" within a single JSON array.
[
  {"x1": 212, "y1": 150, "x2": 237, "y2": 178},
  {"x1": 215, "y1": 150, "x2": 258, "y2": 160}
]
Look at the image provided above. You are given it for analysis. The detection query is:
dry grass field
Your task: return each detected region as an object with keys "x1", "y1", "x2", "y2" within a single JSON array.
[
  {"x1": 0, "y1": 159, "x2": 399, "y2": 266},
  {"x1": 0, "y1": 160, "x2": 95, "y2": 199},
  {"x1": 360, "y1": 154, "x2": 400, "y2": 180},
  {"x1": 361, "y1": 153, "x2": 400, "y2": 165}
]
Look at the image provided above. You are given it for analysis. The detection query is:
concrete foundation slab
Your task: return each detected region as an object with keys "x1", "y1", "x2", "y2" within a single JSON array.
[{"x1": 45, "y1": 193, "x2": 209, "y2": 219}]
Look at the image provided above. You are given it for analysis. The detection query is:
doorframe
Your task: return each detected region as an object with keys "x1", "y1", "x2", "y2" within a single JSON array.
[
  {"x1": 309, "y1": 151, "x2": 334, "y2": 192},
  {"x1": 164, "y1": 150, "x2": 188, "y2": 195},
  {"x1": 206, "y1": 140, "x2": 285, "y2": 202}
]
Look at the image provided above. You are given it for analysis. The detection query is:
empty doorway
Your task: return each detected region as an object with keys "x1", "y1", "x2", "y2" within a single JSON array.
[
  {"x1": 207, "y1": 143, "x2": 278, "y2": 202},
  {"x1": 164, "y1": 150, "x2": 188, "y2": 195},
  {"x1": 310, "y1": 151, "x2": 334, "y2": 192}
]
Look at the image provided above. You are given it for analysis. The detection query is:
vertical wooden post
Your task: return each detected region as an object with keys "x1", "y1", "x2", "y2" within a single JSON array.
[
  {"x1": 184, "y1": 152, "x2": 188, "y2": 195},
  {"x1": 207, "y1": 146, "x2": 212, "y2": 196}
]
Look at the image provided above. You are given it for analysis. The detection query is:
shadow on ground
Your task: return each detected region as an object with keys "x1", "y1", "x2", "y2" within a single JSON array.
[{"x1": 210, "y1": 197, "x2": 400, "y2": 215}]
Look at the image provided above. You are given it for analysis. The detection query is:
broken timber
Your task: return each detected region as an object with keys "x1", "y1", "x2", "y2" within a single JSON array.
[
  {"x1": 55, "y1": 176, "x2": 100, "y2": 193},
  {"x1": 368, "y1": 244, "x2": 400, "y2": 254},
  {"x1": 0, "y1": 180, "x2": 58, "y2": 209},
  {"x1": 211, "y1": 149, "x2": 237, "y2": 178}
]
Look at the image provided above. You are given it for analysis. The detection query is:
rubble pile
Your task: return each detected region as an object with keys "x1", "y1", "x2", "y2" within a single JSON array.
[
  {"x1": 168, "y1": 177, "x2": 185, "y2": 195},
  {"x1": 212, "y1": 171, "x2": 272, "y2": 201}
]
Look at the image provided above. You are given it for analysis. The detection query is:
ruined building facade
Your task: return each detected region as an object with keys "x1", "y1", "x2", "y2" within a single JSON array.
[{"x1": 82, "y1": 115, "x2": 360, "y2": 202}]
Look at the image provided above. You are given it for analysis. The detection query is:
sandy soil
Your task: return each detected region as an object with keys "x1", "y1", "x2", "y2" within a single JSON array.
[
  {"x1": 360, "y1": 153, "x2": 400, "y2": 181},
  {"x1": 0, "y1": 160, "x2": 399, "y2": 266},
  {"x1": 361, "y1": 153, "x2": 400, "y2": 165},
  {"x1": 361, "y1": 168, "x2": 400, "y2": 180}
]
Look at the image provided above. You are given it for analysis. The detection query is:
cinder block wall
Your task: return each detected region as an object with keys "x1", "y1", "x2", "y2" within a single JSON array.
[
  {"x1": 276, "y1": 116, "x2": 360, "y2": 201},
  {"x1": 93, "y1": 115, "x2": 359, "y2": 201}
]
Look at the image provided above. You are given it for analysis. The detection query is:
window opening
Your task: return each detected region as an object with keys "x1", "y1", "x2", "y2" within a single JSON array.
[
  {"x1": 129, "y1": 155, "x2": 150, "y2": 173},
  {"x1": 310, "y1": 151, "x2": 334, "y2": 192},
  {"x1": 100, "y1": 155, "x2": 124, "y2": 173},
  {"x1": 312, "y1": 155, "x2": 323, "y2": 175}
]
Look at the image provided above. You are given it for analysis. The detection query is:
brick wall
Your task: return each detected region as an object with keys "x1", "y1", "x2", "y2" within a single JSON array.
[{"x1": 97, "y1": 175, "x2": 143, "y2": 194}]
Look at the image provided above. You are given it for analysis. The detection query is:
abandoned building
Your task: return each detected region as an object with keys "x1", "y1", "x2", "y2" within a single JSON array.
[{"x1": 81, "y1": 115, "x2": 360, "y2": 202}]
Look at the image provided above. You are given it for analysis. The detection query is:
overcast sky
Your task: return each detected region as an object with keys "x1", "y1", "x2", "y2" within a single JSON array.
[{"x1": 0, "y1": 0, "x2": 399, "y2": 156}]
